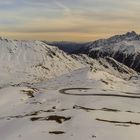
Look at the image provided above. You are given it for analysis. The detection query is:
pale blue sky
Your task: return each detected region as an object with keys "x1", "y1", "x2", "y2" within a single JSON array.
[{"x1": 0, "y1": 0, "x2": 140, "y2": 41}]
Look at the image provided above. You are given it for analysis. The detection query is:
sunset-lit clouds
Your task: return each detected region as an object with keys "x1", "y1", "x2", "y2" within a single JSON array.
[{"x1": 0, "y1": 0, "x2": 140, "y2": 41}]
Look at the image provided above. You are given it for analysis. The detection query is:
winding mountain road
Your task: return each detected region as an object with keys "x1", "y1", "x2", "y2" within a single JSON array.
[{"x1": 59, "y1": 88, "x2": 140, "y2": 99}]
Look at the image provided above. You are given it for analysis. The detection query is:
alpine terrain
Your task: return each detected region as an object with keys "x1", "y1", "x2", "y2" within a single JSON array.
[{"x1": 0, "y1": 32, "x2": 140, "y2": 140}]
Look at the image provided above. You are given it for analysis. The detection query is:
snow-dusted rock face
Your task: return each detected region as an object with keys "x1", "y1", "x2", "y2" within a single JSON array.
[
  {"x1": 72, "y1": 54, "x2": 137, "y2": 80},
  {"x1": 84, "y1": 31, "x2": 140, "y2": 72},
  {"x1": 0, "y1": 38, "x2": 83, "y2": 85}
]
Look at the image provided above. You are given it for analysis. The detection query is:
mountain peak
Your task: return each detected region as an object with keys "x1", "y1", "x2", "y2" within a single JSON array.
[
  {"x1": 106, "y1": 31, "x2": 140, "y2": 43},
  {"x1": 125, "y1": 31, "x2": 137, "y2": 37}
]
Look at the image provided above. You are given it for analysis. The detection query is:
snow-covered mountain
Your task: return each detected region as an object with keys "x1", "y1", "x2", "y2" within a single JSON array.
[
  {"x1": 86, "y1": 31, "x2": 140, "y2": 72},
  {"x1": 49, "y1": 31, "x2": 140, "y2": 72},
  {"x1": 0, "y1": 38, "x2": 83, "y2": 86}
]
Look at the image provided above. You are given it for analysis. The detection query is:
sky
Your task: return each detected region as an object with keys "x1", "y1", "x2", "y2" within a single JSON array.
[{"x1": 0, "y1": 0, "x2": 140, "y2": 41}]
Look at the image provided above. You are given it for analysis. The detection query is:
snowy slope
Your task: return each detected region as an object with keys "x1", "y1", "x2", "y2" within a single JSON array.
[
  {"x1": 0, "y1": 38, "x2": 83, "y2": 86},
  {"x1": 72, "y1": 54, "x2": 137, "y2": 80},
  {"x1": 0, "y1": 68, "x2": 139, "y2": 140}
]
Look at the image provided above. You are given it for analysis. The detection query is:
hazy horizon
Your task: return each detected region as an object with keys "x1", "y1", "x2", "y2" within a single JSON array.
[{"x1": 0, "y1": 0, "x2": 140, "y2": 41}]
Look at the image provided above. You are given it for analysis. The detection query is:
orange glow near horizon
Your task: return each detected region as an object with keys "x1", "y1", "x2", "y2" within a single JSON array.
[{"x1": 0, "y1": 0, "x2": 140, "y2": 41}]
